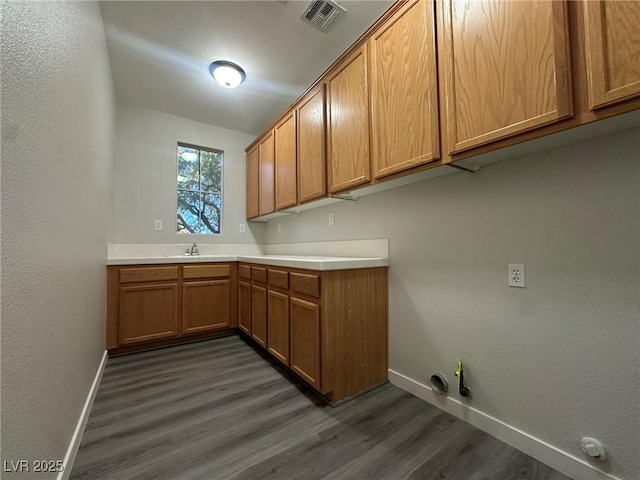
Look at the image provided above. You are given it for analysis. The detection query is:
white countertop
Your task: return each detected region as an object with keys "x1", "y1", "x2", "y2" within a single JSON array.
[{"x1": 107, "y1": 254, "x2": 389, "y2": 271}]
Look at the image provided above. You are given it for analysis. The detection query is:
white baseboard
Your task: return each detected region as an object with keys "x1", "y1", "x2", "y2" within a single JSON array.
[
  {"x1": 388, "y1": 369, "x2": 622, "y2": 480},
  {"x1": 58, "y1": 350, "x2": 108, "y2": 480}
]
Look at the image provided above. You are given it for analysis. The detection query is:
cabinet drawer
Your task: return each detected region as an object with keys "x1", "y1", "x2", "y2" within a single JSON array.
[
  {"x1": 268, "y1": 268, "x2": 289, "y2": 290},
  {"x1": 183, "y1": 264, "x2": 230, "y2": 280},
  {"x1": 290, "y1": 272, "x2": 320, "y2": 298},
  {"x1": 239, "y1": 264, "x2": 251, "y2": 280},
  {"x1": 120, "y1": 266, "x2": 178, "y2": 284},
  {"x1": 252, "y1": 266, "x2": 267, "y2": 284}
]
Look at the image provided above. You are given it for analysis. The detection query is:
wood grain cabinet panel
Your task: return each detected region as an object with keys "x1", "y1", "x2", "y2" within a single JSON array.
[
  {"x1": 267, "y1": 290, "x2": 290, "y2": 365},
  {"x1": 239, "y1": 264, "x2": 251, "y2": 280},
  {"x1": 584, "y1": 0, "x2": 640, "y2": 109},
  {"x1": 183, "y1": 264, "x2": 230, "y2": 280},
  {"x1": 275, "y1": 111, "x2": 297, "y2": 210},
  {"x1": 251, "y1": 285, "x2": 267, "y2": 347},
  {"x1": 290, "y1": 298, "x2": 321, "y2": 390},
  {"x1": 259, "y1": 132, "x2": 275, "y2": 216},
  {"x1": 296, "y1": 86, "x2": 327, "y2": 203},
  {"x1": 118, "y1": 283, "x2": 179, "y2": 345},
  {"x1": 182, "y1": 280, "x2": 230, "y2": 334},
  {"x1": 252, "y1": 266, "x2": 267, "y2": 284},
  {"x1": 268, "y1": 268, "x2": 289, "y2": 290},
  {"x1": 370, "y1": 0, "x2": 440, "y2": 178},
  {"x1": 322, "y1": 268, "x2": 388, "y2": 400},
  {"x1": 246, "y1": 146, "x2": 259, "y2": 219},
  {"x1": 120, "y1": 266, "x2": 178, "y2": 284},
  {"x1": 290, "y1": 272, "x2": 320, "y2": 298},
  {"x1": 238, "y1": 280, "x2": 252, "y2": 335},
  {"x1": 438, "y1": 0, "x2": 572, "y2": 154},
  {"x1": 326, "y1": 45, "x2": 371, "y2": 193}
]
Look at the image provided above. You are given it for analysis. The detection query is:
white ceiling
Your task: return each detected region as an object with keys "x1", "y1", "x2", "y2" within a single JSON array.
[{"x1": 100, "y1": 0, "x2": 393, "y2": 135}]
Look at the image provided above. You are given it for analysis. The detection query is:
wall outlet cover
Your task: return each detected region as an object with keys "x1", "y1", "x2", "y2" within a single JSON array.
[
  {"x1": 154, "y1": 220, "x2": 162, "y2": 231},
  {"x1": 508, "y1": 264, "x2": 525, "y2": 287}
]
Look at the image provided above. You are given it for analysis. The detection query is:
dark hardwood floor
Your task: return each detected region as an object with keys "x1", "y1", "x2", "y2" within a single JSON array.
[{"x1": 71, "y1": 336, "x2": 571, "y2": 480}]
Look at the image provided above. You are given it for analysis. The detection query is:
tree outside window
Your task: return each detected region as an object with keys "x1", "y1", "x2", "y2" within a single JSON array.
[{"x1": 177, "y1": 143, "x2": 223, "y2": 234}]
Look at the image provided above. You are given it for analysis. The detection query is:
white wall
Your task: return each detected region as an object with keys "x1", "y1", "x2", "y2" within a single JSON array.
[
  {"x1": 112, "y1": 103, "x2": 264, "y2": 245},
  {"x1": 1, "y1": 1, "x2": 114, "y2": 476},
  {"x1": 264, "y1": 129, "x2": 640, "y2": 480}
]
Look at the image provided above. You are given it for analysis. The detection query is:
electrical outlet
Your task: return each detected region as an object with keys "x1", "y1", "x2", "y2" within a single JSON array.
[
  {"x1": 154, "y1": 220, "x2": 162, "y2": 231},
  {"x1": 277, "y1": 223, "x2": 282, "y2": 233},
  {"x1": 508, "y1": 264, "x2": 525, "y2": 287},
  {"x1": 239, "y1": 223, "x2": 246, "y2": 233},
  {"x1": 328, "y1": 212, "x2": 335, "y2": 226}
]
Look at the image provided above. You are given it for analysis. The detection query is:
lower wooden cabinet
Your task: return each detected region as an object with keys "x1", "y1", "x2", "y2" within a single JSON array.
[
  {"x1": 108, "y1": 261, "x2": 388, "y2": 402},
  {"x1": 242, "y1": 263, "x2": 388, "y2": 402},
  {"x1": 107, "y1": 263, "x2": 237, "y2": 352},
  {"x1": 267, "y1": 290, "x2": 290, "y2": 365},
  {"x1": 182, "y1": 279, "x2": 230, "y2": 334},
  {"x1": 238, "y1": 280, "x2": 252, "y2": 335},
  {"x1": 290, "y1": 297, "x2": 321, "y2": 390},
  {"x1": 251, "y1": 285, "x2": 267, "y2": 347},
  {"x1": 118, "y1": 283, "x2": 179, "y2": 345}
]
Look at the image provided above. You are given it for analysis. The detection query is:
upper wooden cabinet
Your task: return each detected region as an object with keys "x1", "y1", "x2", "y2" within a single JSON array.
[
  {"x1": 274, "y1": 111, "x2": 297, "y2": 210},
  {"x1": 244, "y1": 0, "x2": 640, "y2": 220},
  {"x1": 296, "y1": 86, "x2": 327, "y2": 204},
  {"x1": 583, "y1": 0, "x2": 640, "y2": 109},
  {"x1": 437, "y1": 0, "x2": 573, "y2": 155},
  {"x1": 246, "y1": 146, "x2": 259, "y2": 219},
  {"x1": 369, "y1": 0, "x2": 440, "y2": 178},
  {"x1": 258, "y1": 132, "x2": 275, "y2": 216},
  {"x1": 326, "y1": 44, "x2": 371, "y2": 193}
]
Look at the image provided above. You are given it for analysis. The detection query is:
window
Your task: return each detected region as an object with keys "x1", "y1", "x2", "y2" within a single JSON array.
[{"x1": 177, "y1": 143, "x2": 223, "y2": 234}]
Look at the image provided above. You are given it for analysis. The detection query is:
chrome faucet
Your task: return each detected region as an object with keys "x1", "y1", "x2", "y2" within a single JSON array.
[{"x1": 186, "y1": 242, "x2": 199, "y2": 256}]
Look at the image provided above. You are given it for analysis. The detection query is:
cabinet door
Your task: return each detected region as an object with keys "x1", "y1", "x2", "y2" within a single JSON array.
[
  {"x1": 246, "y1": 146, "x2": 259, "y2": 219},
  {"x1": 267, "y1": 290, "x2": 290, "y2": 365},
  {"x1": 297, "y1": 86, "x2": 326, "y2": 203},
  {"x1": 119, "y1": 283, "x2": 179, "y2": 345},
  {"x1": 182, "y1": 280, "x2": 230, "y2": 334},
  {"x1": 370, "y1": 0, "x2": 439, "y2": 179},
  {"x1": 584, "y1": 0, "x2": 640, "y2": 109},
  {"x1": 438, "y1": 0, "x2": 572, "y2": 154},
  {"x1": 251, "y1": 285, "x2": 267, "y2": 347},
  {"x1": 275, "y1": 111, "x2": 297, "y2": 210},
  {"x1": 238, "y1": 280, "x2": 252, "y2": 335},
  {"x1": 326, "y1": 45, "x2": 370, "y2": 193},
  {"x1": 290, "y1": 297, "x2": 321, "y2": 390},
  {"x1": 259, "y1": 132, "x2": 275, "y2": 216}
]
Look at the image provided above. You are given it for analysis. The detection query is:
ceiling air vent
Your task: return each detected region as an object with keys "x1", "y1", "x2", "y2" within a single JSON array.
[{"x1": 301, "y1": 0, "x2": 346, "y2": 32}]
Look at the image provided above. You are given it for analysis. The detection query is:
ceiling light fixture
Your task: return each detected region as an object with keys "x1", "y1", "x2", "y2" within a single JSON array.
[{"x1": 209, "y1": 60, "x2": 246, "y2": 89}]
